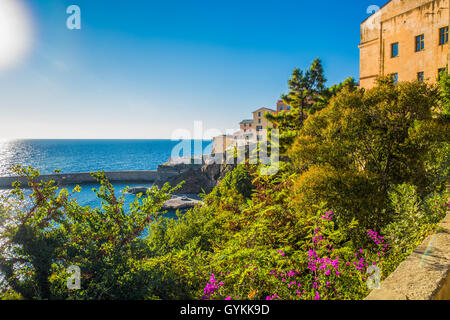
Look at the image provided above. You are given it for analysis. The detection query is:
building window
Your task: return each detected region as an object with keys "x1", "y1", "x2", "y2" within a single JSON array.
[
  {"x1": 258, "y1": 112, "x2": 261, "y2": 117},
  {"x1": 417, "y1": 72, "x2": 424, "y2": 82},
  {"x1": 391, "y1": 42, "x2": 399, "y2": 57},
  {"x1": 258, "y1": 119, "x2": 261, "y2": 124},
  {"x1": 415, "y1": 34, "x2": 424, "y2": 52},
  {"x1": 439, "y1": 27, "x2": 449, "y2": 45},
  {"x1": 391, "y1": 73, "x2": 398, "y2": 84}
]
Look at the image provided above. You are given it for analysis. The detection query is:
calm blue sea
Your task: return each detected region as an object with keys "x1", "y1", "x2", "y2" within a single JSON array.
[
  {"x1": 0, "y1": 139, "x2": 211, "y2": 211},
  {"x1": 0, "y1": 139, "x2": 211, "y2": 175}
]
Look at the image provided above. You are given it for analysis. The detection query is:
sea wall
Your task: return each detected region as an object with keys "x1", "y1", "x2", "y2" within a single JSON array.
[
  {"x1": 0, "y1": 162, "x2": 217, "y2": 190},
  {"x1": 0, "y1": 158, "x2": 234, "y2": 194},
  {"x1": 0, "y1": 171, "x2": 158, "y2": 189}
]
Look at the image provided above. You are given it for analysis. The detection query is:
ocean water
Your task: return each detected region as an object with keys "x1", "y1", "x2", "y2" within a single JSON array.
[
  {"x1": 0, "y1": 139, "x2": 212, "y2": 176},
  {"x1": 0, "y1": 139, "x2": 211, "y2": 211}
]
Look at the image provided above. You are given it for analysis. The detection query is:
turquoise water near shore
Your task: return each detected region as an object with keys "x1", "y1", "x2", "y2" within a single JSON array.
[{"x1": 0, "y1": 139, "x2": 211, "y2": 210}]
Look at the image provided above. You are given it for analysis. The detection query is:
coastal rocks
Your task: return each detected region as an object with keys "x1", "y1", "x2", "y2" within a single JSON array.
[
  {"x1": 161, "y1": 167, "x2": 213, "y2": 194},
  {"x1": 125, "y1": 187, "x2": 203, "y2": 210},
  {"x1": 202, "y1": 163, "x2": 234, "y2": 183},
  {"x1": 127, "y1": 187, "x2": 150, "y2": 195},
  {"x1": 156, "y1": 163, "x2": 202, "y2": 182},
  {"x1": 161, "y1": 195, "x2": 203, "y2": 211},
  {"x1": 155, "y1": 162, "x2": 236, "y2": 194}
]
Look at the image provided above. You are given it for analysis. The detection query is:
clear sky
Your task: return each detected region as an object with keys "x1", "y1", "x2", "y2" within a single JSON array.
[{"x1": 0, "y1": 0, "x2": 388, "y2": 139}]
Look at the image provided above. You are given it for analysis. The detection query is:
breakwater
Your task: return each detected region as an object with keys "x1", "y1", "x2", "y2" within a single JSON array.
[
  {"x1": 0, "y1": 171, "x2": 158, "y2": 189},
  {"x1": 0, "y1": 158, "x2": 227, "y2": 193},
  {"x1": 0, "y1": 162, "x2": 211, "y2": 190}
]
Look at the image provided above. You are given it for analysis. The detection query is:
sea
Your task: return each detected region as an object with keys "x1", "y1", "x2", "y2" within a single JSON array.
[{"x1": 0, "y1": 139, "x2": 212, "y2": 211}]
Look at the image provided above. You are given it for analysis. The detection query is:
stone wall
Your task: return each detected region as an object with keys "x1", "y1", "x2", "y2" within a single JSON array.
[{"x1": 366, "y1": 183, "x2": 450, "y2": 300}]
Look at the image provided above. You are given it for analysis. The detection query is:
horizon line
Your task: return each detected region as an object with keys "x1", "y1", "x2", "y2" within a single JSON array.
[{"x1": 0, "y1": 138, "x2": 214, "y2": 141}]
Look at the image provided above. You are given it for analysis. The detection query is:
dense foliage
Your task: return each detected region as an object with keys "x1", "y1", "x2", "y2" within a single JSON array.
[
  {"x1": 266, "y1": 58, "x2": 357, "y2": 153},
  {"x1": 0, "y1": 63, "x2": 449, "y2": 300}
]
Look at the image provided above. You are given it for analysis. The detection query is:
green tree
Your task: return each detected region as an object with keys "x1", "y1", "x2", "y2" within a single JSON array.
[
  {"x1": 267, "y1": 59, "x2": 357, "y2": 152},
  {"x1": 0, "y1": 166, "x2": 175, "y2": 300},
  {"x1": 438, "y1": 69, "x2": 450, "y2": 117},
  {"x1": 289, "y1": 77, "x2": 449, "y2": 232},
  {"x1": 210, "y1": 164, "x2": 254, "y2": 200}
]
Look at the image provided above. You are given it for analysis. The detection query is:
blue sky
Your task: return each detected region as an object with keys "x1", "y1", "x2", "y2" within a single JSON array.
[{"x1": 0, "y1": 0, "x2": 388, "y2": 139}]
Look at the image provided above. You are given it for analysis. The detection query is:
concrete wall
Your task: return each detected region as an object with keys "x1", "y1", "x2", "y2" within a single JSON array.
[
  {"x1": 360, "y1": 0, "x2": 449, "y2": 88},
  {"x1": 0, "y1": 171, "x2": 157, "y2": 189}
]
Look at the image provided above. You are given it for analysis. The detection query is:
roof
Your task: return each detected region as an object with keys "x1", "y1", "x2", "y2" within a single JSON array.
[
  {"x1": 240, "y1": 119, "x2": 253, "y2": 124},
  {"x1": 253, "y1": 107, "x2": 276, "y2": 113}
]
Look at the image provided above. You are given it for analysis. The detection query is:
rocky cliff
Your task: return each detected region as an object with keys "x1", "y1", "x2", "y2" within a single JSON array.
[{"x1": 155, "y1": 162, "x2": 235, "y2": 194}]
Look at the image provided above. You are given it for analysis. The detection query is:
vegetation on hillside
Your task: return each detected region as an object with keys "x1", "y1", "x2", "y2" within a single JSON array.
[{"x1": 0, "y1": 61, "x2": 449, "y2": 300}]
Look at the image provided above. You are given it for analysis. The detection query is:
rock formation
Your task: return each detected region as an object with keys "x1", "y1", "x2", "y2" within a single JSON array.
[{"x1": 155, "y1": 162, "x2": 235, "y2": 194}]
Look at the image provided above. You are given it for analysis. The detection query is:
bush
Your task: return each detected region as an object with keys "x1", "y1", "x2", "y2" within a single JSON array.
[
  {"x1": 0, "y1": 166, "x2": 175, "y2": 300},
  {"x1": 209, "y1": 164, "x2": 254, "y2": 200},
  {"x1": 380, "y1": 183, "x2": 447, "y2": 277}
]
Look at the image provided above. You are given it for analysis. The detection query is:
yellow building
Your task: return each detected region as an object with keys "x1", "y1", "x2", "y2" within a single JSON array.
[
  {"x1": 359, "y1": 0, "x2": 449, "y2": 89},
  {"x1": 252, "y1": 107, "x2": 276, "y2": 131},
  {"x1": 212, "y1": 107, "x2": 276, "y2": 155}
]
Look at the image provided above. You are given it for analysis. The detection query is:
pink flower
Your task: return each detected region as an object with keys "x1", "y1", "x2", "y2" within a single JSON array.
[{"x1": 277, "y1": 250, "x2": 285, "y2": 256}]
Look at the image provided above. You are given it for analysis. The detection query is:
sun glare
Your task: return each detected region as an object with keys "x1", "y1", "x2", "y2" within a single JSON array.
[{"x1": 0, "y1": 0, "x2": 34, "y2": 71}]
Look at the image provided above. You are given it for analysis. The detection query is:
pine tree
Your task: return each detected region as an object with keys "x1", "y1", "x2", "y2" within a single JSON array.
[
  {"x1": 267, "y1": 58, "x2": 356, "y2": 153},
  {"x1": 283, "y1": 58, "x2": 326, "y2": 126}
]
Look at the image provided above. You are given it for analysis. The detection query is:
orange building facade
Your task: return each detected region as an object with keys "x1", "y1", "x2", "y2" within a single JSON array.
[{"x1": 359, "y1": 0, "x2": 449, "y2": 89}]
